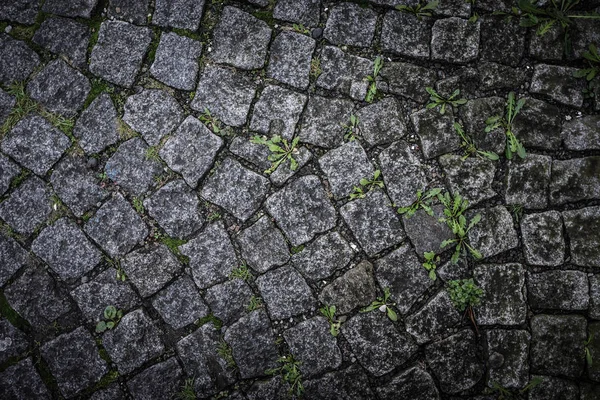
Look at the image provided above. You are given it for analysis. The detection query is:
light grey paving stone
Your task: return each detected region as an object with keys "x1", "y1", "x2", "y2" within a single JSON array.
[
  {"x1": 512, "y1": 97, "x2": 562, "y2": 150},
  {"x1": 298, "y1": 95, "x2": 353, "y2": 148},
  {"x1": 0, "y1": 0, "x2": 40, "y2": 24},
  {"x1": 405, "y1": 290, "x2": 461, "y2": 345},
  {"x1": 562, "y1": 114, "x2": 600, "y2": 150},
  {"x1": 479, "y1": 16, "x2": 525, "y2": 66},
  {"x1": 0, "y1": 319, "x2": 29, "y2": 364},
  {"x1": 355, "y1": 97, "x2": 407, "y2": 147},
  {"x1": 318, "y1": 141, "x2": 373, "y2": 199},
  {"x1": 379, "y1": 61, "x2": 437, "y2": 103},
  {"x1": 150, "y1": 32, "x2": 202, "y2": 91},
  {"x1": 527, "y1": 270, "x2": 589, "y2": 310},
  {"x1": 267, "y1": 31, "x2": 315, "y2": 90},
  {"x1": 0, "y1": 153, "x2": 20, "y2": 196},
  {"x1": 127, "y1": 357, "x2": 183, "y2": 400},
  {"x1": 505, "y1": 154, "x2": 552, "y2": 209},
  {"x1": 378, "y1": 140, "x2": 427, "y2": 207},
  {"x1": 74, "y1": 93, "x2": 119, "y2": 154},
  {"x1": 381, "y1": 11, "x2": 432, "y2": 59},
  {"x1": 521, "y1": 211, "x2": 565, "y2": 267},
  {"x1": 228, "y1": 136, "x2": 271, "y2": 170},
  {"x1": 0, "y1": 233, "x2": 29, "y2": 287},
  {"x1": 0, "y1": 177, "x2": 52, "y2": 235},
  {"x1": 410, "y1": 107, "x2": 460, "y2": 159},
  {"x1": 530, "y1": 64, "x2": 585, "y2": 108},
  {"x1": 375, "y1": 366, "x2": 441, "y2": 400},
  {"x1": 319, "y1": 260, "x2": 376, "y2": 314},
  {"x1": 204, "y1": 278, "x2": 254, "y2": 326},
  {"x1": 467, "y1": 206, "x2": 519, "y2": 260},
  {"x1": 323, "y1": 2, "x2": 377, "y2": 48},
  {"x1": 0, "y1": 34, "x2": 40, "y2": 85},
  {"x1": 550, "y1": 157, "x2": 600, "y2": 205},
  {"x1": 273, "y1": 0, "x2": 320, "y2": 26},
  {"x1": 236, "y1": 216, "x2": 289, "y2": 274},
  {"x1": 459, "y1": 96, "x2": 506, "y2": 154},
  {"x1": 107, "y1": 0, "x2": 149, "y2": 24},
  {"x1": 0, "y1": 358, "x2": 51, "y2": 399},
  {"x1": 292, "y1": 232, "x2": 354, "y2": 281},
  {"x1": 42, "y1": 0, "x2": 98, "y2": 18},
  {"x1": 438, "y1": 155, "x2": 497, "y2": 207},
  {"x1": 249, "y1": 85, "x2": 307, "y2": 140},
  {"x1": 121, "y1": 244, "x2": 182, "y2": 298},
  {"x1": 303, "y1": 365, "x2": 376, "y2": 399},
  {"x1": 0, "y1": 88, "x2": 15, "y2": 127},
  {"x1": 484, "y1": 329, "x2": 530, "y2": 390},
  {"x1": 431, "y1": 17, "x2": 480, "y2": 63},
  {"x1": 32, "y1": 17, "x2": 89, "y2": 69},
  {"x1": 316, "y1": 45, "x2": 372, "y2": 101},
  {"x1": 153, "y1": 0, "x2": 206, "y2": 30},
  {"x1": 563, "y1": 206, "x2": 600, "y2": 267},
  {"x1": 152, "y1": 276, "x2": 209, "y2": 329}
]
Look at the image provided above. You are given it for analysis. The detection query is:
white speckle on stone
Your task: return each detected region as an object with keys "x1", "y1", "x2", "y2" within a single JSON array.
[
  {"x1": 5, "y1": 25, "x2": 12, "y2": 33},
  {"x1": 565, "y1": 115, "x2": 572, "y2": 121}
]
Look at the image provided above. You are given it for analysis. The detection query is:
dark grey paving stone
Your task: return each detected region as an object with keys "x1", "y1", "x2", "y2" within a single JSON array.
[
  {"x1": 439, "y1": 155, "x2": 497, "y2": 207},
  {"x1": 291, "y1": 232, "x2": 354, "y2": 281},
  {"x1": 528, "y1": 375, "x2": 579, "y2": 400},
  {"x1": 571, "y1": 17, "x2": 600, "y2": 59},
  {"x1": 103, "y1": 309, "x2": 165, "y2": 375},
  {"x1": 528, "y1": 23, "x2": 563, "y2": 61},
  {"x1": 512, "y1": 97, "x2": 562, "y2": 150},
  {"x1": 0, "y1": 177, "x2": 52, "y2": 235},
  {"x1": 478, "y1": 61, "x2": 528, "y2": 91},
  {"x1": 42, "y1": 0, "x2": 98, "y2": 18},
  {"x1": 0, "y1": 153, "x2": 20, "y2": 196},
  {"x1": 210, "y1": 6, "x2": 272, "y2": 70},
  {"x1": 342, "y1": 311, "x2": 418, "y2": 377},
  {"x1": 0, "y1": 0, "x2": 40, "y2": 24},
  {"x1": 405, "y1": 290, "x2": 461, "y2": 345},
  {"x1": 589, "y1": 322, "x2": 600, "y2": 381},
  {"x1": 256, "y1": 265, "x2": 317, "y2": 320},
  {"x1": 267, "y1": 31, "x2": 315, "y2": 90},
  {"x1": 521, "y1": 211, "x2": 565, "y2": 267},
  {"x1": 0, "y1": 358, "x2": 51, "y2": 399},
  {"x1": 378, "y1": 140, "x2": 427, "y2": 207},
  {"x1": 144, "y1": 179, "x2": 203, "y2": 239},
  {"x1": 319, "y1": 260, "x2": 376, "y2": 314},
  {"x1": 269, "y1": 145, "x2": 312, "y2": 186},
  {"x1": 530, "y1": 314, "x2": 586, "y2": 378},
  {"x1": 32, "y1": 17, "x2": 90, "y2": 69},
  {"x1": 467, "y1": 206, "x2": 519, "y2": 259},
  {"x1": 379, "y1": 61, "x2": 437, "y2": 103},
  {"x1": 249, "y1": 85, "x2": 307, "y2": 140},
  {"x1": 0, "y1": 88, "x2": 15, "y2": 127},
  {"x1": 27, "y1": 59, "x2": 90, "y2": 117},
  {"x1": 473, "y1": 263, "x2": 526, "y2": 326},
  {"x1": 303, "y1": 365, "x2": 375, "y2": 400},
  {"x1": 375, "y1": 366, "x2": 441, "y2": 400},
  {"x1": 160, "y1": 116, "x2": 223, "y2": 188},
  {"x1": 150, "y1": 32, "x2": 202, "y2": 91},
  {"x1": 127, "y1": 357, "x2": 183, "y2": 400},
  {"x1": 459, "y1": 96, "x2": 505, "y2": 154},
  {"x1": 381, "y1": 11, "x2": 432, "y2": 59},
  {"x1": 1, "y1": 115, "x2": 70, "y2": 176},
  {"x1": 204, "y1": 278, "x2": 253, "y2": 326},
  {"x1": 0, "y1": 233, "x2": 29, "y2": 287},
  {"x1": 316, "y1": 45, "x2": 372, "y2": 101},
  {"x1": 32, "y1": 218, "x2": 102, "y2": 280},
  {"x1": 0, "y1": 34, "x2": 40, "y2": 85},
  {"x1": 180, "y1": 222, "x2": 238, "y2": 289},
  {"x1": 265, "y1": 175, "x2": 336, "y2": 246},
  {"x1": 153, "y1": 0, "x2": 206, "y2": 30},
  {"x1": 152, "y1": 276, "x2": 208, "y2": 329},
  {"x1": 191, "y1": 65, "x2": 256, "y2": 127},
  {"x1": 89, "y1": 21, "x2": 152, "y2": 88},
  {"x1": 298, "y1": 95, "x2": 353, "y2": 148},
  {"x1": 374, "y1": 243, "x2": 433, "y2": 314},
  {"x1": 89, "y1": 384, "x2": 126, "y2": 400},
  {"x1": 484, "y1": 329, "x2": 530, "y2": 390},
  {"x1": 121, "y1": 244, "x2": 182, "y2": 297},
  {"x1": 201, "y1": 157, "x2": 270, "y2": 222},
  {"x1": 104, "y1": 137, "x2": 162, "y2": 196},
  {"x1": 84, "y1": 193, "x2": 148, "y2": 258},
  {"x1": 318, "y1": 141, "x2": 373, "y2": 199},
  {"x1": 50, "y1": 155, "x2": 108, "y2": 217},
  {"x1": 0, "y1": 319, "x2": 29, "y2": 364},
  {"x1": 323, "y1": 2, "x2": 377, "y2": 48},
  {"x1": 505, "y1": 154, "x2": 551, "y2": 209},
  {"x1": 355, "y1": 97, "x2": 407, "y2": 147},
  {"x1": 589, "y1": 273, "x2": 600, "y2": 320},
  {"x1": 431, "y1": 18, "x2": 480, "y2": 63},
  {"x1": 563, "y1": 206, "x2": 600, "y2": 268},
  {"x1": 551, "y1": 157, "x2": 600, "y2": 206},
  {"x1": 70, "y1": 268, "x2": 140, "y2": 323},
  {"x1": 425, "y1": 330, "x2": 483, "y2": 394},
  {"x1": 273, "y1": 0, "x2": 320, "y2": 26},
  {"x1": 41, "y1": 327, "x2": 108, "y2": 398},
  {"x1": 108, "y1": 0, "x2": 149, "y2": 24},
  {"x1": 223, "y1": 309, "x2": 279, "y2": 379},
  {"x1": 237, "y1": 216, "x2": 289, "y2": 274},
  {"x1": 4, "y1": 266, "x2": 72, "y2": 327},
  {"x1": 527, "y1": 270, "x2": 589, "y2": 311},
  {"x1": 434, "y1": 0, "x2": 471, "y2": 17},
  {"x1": 283, "y1": 316, "x2": 342, "y2": 376},
  {"x1": 229, "y1": 136, "x2": 271, "y2": 171},
  {"x1": 246, "y1": 376, "x2": 288, "y2": 400},
  {"x1": 410, "y1": 107, "x2": 460, "y2": 159},
  {"x1": 530, "y1": 64, "x2": 585, "y2": 108},
  {"x1": 341, "y1": 190, "x2": 405, "y2": 257},
  {"x1": 562, "y1": 114, "x2": 600, "y2": 150},
  {"x1": 74, "y1": 93, "x2": 119, "y2": 154},
  {"x1": 479, "y1": 16, "x2": 524, "y2": 66}
]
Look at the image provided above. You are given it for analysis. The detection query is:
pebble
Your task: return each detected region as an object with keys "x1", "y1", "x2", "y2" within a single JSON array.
[
  {"x1": 86, "y1": 158, "x2": 98, "y2": 169},
  {"x1": 312, "y1": 27, "x2": 323, "y2": 39}
]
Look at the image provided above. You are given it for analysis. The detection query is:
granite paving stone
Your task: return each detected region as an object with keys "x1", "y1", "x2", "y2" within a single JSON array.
[
  {"x1": 405, "y1": 290, "x2": 461, "y2": 345},
  {"x1": 480, "y1": 16, "x2": 524, "y2": 66},
  {"x1": 316, "y1": 45, "x2": 372, "y2": 100},
  {"x1": 273, "y1": 0, "x2": 320, "y2": 26},
  {"x1": 0, "y1": 358, "x2": 51, "y2": 399},
  {"x1": 562, "y1": 114, "x2": 600, "y2": 150},
  {"x1": 249, "y1": 85, "x2": 307, "y2": 140},
  {"x1": 291, "y1": 231, "x2": 354, "y2": 280},
  {"x1": 153, "y1": 0, "x2": 206, "y2": 30},
  {"x1": 32, "y1": 17, "x2": 90, "y2": 69},
  {"x1": 0, "y1": 0, "x2": 40, "y2": 24},
  {"x1": 530, "y1": 64, "x2": 585, "y2": 108},
  {"x1": 0, "y1": 319, "x2": 28, "y2": 364},
  {"x1": 303, "y1": 365, "x2": 376, "y2": 399},
  {"x1": 152, "y1": 276, "x2": 209, "y2": 329},
  {"x1": 459, "y1": 96, "x2": 506, "y2": 154},
  {"x1": 0, "y1": 153, "x2": 20, "y2": 196},
  {"x1": 127, "y1": 357, "x2": 183, "y2": 400},
  {"x1": 484, "y1": 329, "x2": 530, "y2": 389},
  {"x1": 375, "y1": 367, "x2": 440, "y2": 400},
  {"x1": 355, "y1": 97, "x2": 407, "y2": 147},
  {"x1": 438, "y1": 155, "x2": 497, "y2": 207},
  {"x1": 590, "y1": 273, "x2": 600, "y2": 320},
  {"x1": 527, "y1": 270, "x2": 589, "y2": 311},
  {"x1": 73, "y1": 93, "x2": 120, "y2": 154},
  {"x1": 505, "y1": 154, "x2": 552, "y2": 209},
  {"x1": 42, "y1": 0, "x2": 98, "y2": 18},
  {"x1": 269, "y1": 145, "x2": 311, "y2": 186},
  {"x1": 410, "y1": 107, "x2": 460, "y2": 159},
  {"x1": 204, "y1": 278, "x2": 254, "y2": 326},
  {"x1": 0, "y1": 176, "x2": 53, "y2": 235},
  {"x1": 521, "y1": 211, "x2": 565, "y2": 266},
  {"x1": 267, "y1": 31, "x2": 315, "y2": 90},
  {"x1": 478, "y1": 61, "x2": 528, "y2": 91},
  {"x1": 236, "y1": 216, "x2": 289, "y2": 273},
  {"x1": 150, "y1": 32, "x2": 202, "y2": 91},
  {"x1": 562, "y1": 206, "x2": 600, "y2": 267},
  {"x1": 246, "y1": 377, "x2": 288, "y2": 400},
  {"x1": 431, "y1": 18, "x2": 480, "y2": 63},
  {"x1": 528, "y1": 375, "x2": 580, "y2": 400},
  {"x1": 108, "y1": 0, "x2": 149, "y2": 24},
  {"x1": 324, "y1": 3, "x2": 377, "y2": 48},
  {"x1": 588, "y1": 322, "x2": 600, "y2": 381},
  {"x1": 298, "y1": 95, "x2": 354, "y2": 148},
  {"x1": 381, "y1": 11, "x2": 432, "y2": 59},
  {"x1": 512, "y1": 97, "x2": 562, "y2": 150},
  {"x1": 0, "y1": 34, "x2": 40, "y2": 85},
  {"x1": 318, "y1": 141, "x2": 373, "y2": 199},
  {"x1": 0, "y1": 89, "x2": 15, "y2": 127},
  {"x1": 529, "y1": 24, "x2": 564, "y2": 61},
  {"x1": 379, "y1": 61, "x2": 437, "y2": 103},
  {"x1": 319, "y1": 260, "x2": 376, "y2": 314},
  {"x1": 121, "y1": 244, "x2": 182, "y2": 297},
  {"x1": 0, "y1": 233, "x2": 30, "y2": 287},
  {"x1": 228, "y1": 136, "x2": 271, "y2": 170},
  {"x1": 88, "y1": 384, "x2": 126, "y2": 400},
  {"x1": 378, "y1": 140, "x2": 427, "y2": 207},
  {"x1": 467, "y1": 206, "x2": 519, "y2": 259},
  {"x1": 550, "y1": 157, "x2": 600, "y2": 205}
]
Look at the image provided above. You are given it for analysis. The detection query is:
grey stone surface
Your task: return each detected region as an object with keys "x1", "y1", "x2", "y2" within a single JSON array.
[
  {"x1": 563, "y1": 206, "x2": 600, "y2": 267},
  {"x1": 204, "y1": 278, "x2": 253, "y2": 325},
  {"x1": 316, "y1": 45, "x2": 372, "y2": 101},
  {"x1": 521, "y1": 211, "x2": 565, "y2": 266},
  {"x1": 379, "y1": 61, "x2": 437, "y2": 103},
  {"x1": 528, "y1": 270, "x2": 589, "y2": 310},
  {"x1": 381, "y1": 11, "x2": 431, "y2": 59},
  {"x1": 550, "y1": 157, "x2": 600, "y2": 205},
  {"x1": 0, "y1": 358, "x2": 51, "y2": 399},
  {"x1": 237, "y1": 216, "x2": 289, "y2": 273},
  {"x1": 108, "y1": 0, "x2": 149, "y2": 24},
  {"x1": 42, "y1": 0, "x2": 97, "y2": 18},
  {"x1": 0, "y1": 233, "x2": 29, "y2": 287},
  {"x1": 480, "y1": 16, "x2": 524, "y2": 66},
  {"x1": 292, "y1": 232, "x2": 354, "y2": 280},
  {"x1": 590, "y1": 273, "x2": 600, "y2": 320},
  {"x1": 478, "y1": 61, "x2": 528, "y2": 91},
  {"x1": 256, "y1": 265, "x2": 317, "y2": 320},
  {"x1": 90, "y1": 21, "x2": 152, "y2": 88},
  {"x1": 562, "y1": 114, "x2": 600, "y2": 150},
  {"x1": 0, "y1": 34, "x2": 40, "y2": 85},
  {"x1": 0, "y1": 153, "x2": 19, "y2": 197},
  {"x1": 303, "y1": 365, "x2": 375, "y2": 399},
  {"x1": 528, "y1": 375, "x2": 579, "y2": 400},
  {"x1": 0, "y1": 319, "x2": 29, "y2": 364},
  {"x1": 144, "y1": 179, "x2": 203, "y2": 239},
  {"x1": 32, "y1": 17, "x2": 89, "y2": 69},
  {"x1": 89, "y1": 384, "x2": 126, "y2": 400},
  {"x1": 318, "y1": 141, "x2": 373, "y2": 199},
  {"x1": 210, "y1": 6, "x2": 272, "y2": 70},
  {"x1": 127, "y1": 357, "x2": 183, "y2": 400},
  {"x1": 246, "y1": 377, "x2": 288, "y2": 400},
  {"x1": 265, "y1": 175, "x2": 336, "y2": 246},
  {"x1": 267, "y1": 31, "x2": 315, "y2": 90},
  {"x1": 74, "y1": 93, "x2": 119, "y2": 154},
  {"x1": 431, "y1": 18, "x2": 480, "y2": 63},
  {"x1": 376, "y1": 367, "x2": 441, "y2": 400},
  {"x1": 530, "y1": 64, "x2": 585, "y2": 108},
  {"x1": 0, "y1": 177, "x2": 52, "y2": 235},
  {"x1": 2, "y1": 115, "x2": 70, "y2": 177},
  {"x1": 121, "y1": 244, "x2": 182, "y2": 297},
  {"x1": 378, "y1": 140, "x2": 427, "y2": 207},
  {"x1": 589, "y1": 322, "x2": 600, "y2": 381},
  {"x1": 0, "y1": 89, "x2": 15, "y2": 127},
  {"x1": 0, "y1": 0, "x2": 40, "y2": 24},
  {"x1": 355, "y1": 97, "x2": 407, "y2": 147},
  {"x1": 529, "y1": 23, "x2": 563, "y2": 61},
  {"x1": 273, "y1": 0, "x2": 320, "y2": 26},
  {"x1": 439, "y1": 155, "x2": 497, "y2": 207},
  {"x1": 459, "y1": 96, "x2": 506, "y2": 154},
  {"x1": 152, "y1": 276, "x2": 209, "y2": 329},
  {"x1": 249, "y1": 85, "x2": 307, "y2": 140},
  {"x1": 191, "y1": 65, "x2": 257, "y2": 127},
  {"x1": 153, "y1": 0, "x2": 206, "y2": 30},
  {"x1": 411, "y1": 107, "x2": 460, "y2": 159},
  {"x1": 405, "y1": 290, "x2": 461, "y2": 345},
  {"x1": 150, "y1": 32, "x2": 202, "y2": 91},
  {"x1": 485, "y1": 329, "x2": 530, "y2": 389},
  {"x1": 319, "y1": 260, "x2": 376, "y2": 314},
  {"x1": 467, "y1": 206, "x2": 519, "y2": 259},
  {"x1": 41, "y1": 327, "x2": 108, "y2": 398},
  {"x1": 228, "y1": 136, "x2": 271, "y2": 170},
  {"x1": 270, "y1": 145, "x2": 312, "y2": 186},
  {"x1": 298, "y1": 95, "x2": 353, "y2": 148},
  {"x1": 505, "y1": 154, "x2": 552, "y2": 209},
  {"x1": 160, "y1": 116, "x2": 223, "y2": 188},
  {"x1": 324, "y1": 3, "x2": 377, "y2": 48},
  {"x1": 512, "y1": 97, "x2": 562, "y2": 150}
]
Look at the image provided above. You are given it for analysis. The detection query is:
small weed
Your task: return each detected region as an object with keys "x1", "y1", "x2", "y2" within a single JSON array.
[
  {"x1": 310, "y1": 57, "x2": 322, "y2": 79},
  {"x1": 469, "y1": 12, "x2": 480, "y2": 23},
  {"x1": 195, "y1": 314, "x2": 223, "y2": 330},
  {"x1": 188, "y1": 91, "x2": 195, "y2": 101},
  {"x1": 437, "y1": 192, "x2": 482, "y2": 264},
  {"x1": 396, "y1": 188, "x2": 442, "y2": 218},
  {"x1": 176, "y1": 378, "x2": 197, "y2": 400},
  {"x1": 217, "y1": 339, "x2": 237, "y2": 370},
  {"x1": 158, "y1": 234, "x2": 188, "y2": 263},
  {"x1": 117, "y1": 118, "x2": 138, "y2": 140},
  {"x1": 246, "y1": 296, "x2": 263, "y2": 311},
  {"x1": 396, "y1": 0, "x2": 439, "y2": 19},
  {"x1": 585, "y1": 334, "x2": 593, "y2": 367},
  {"x1": 207, "y1": 211, "x2": 222, "y2": 221},
  {"x1": 426, "y1": 87, "x2": 467, "y2": 115},
  {"x1": 85, "y1": 78, "x2": 115, "y2": 108},
  {"x1": 266, "y1": 354, "x2": 304, "y2": 397},
  {"x1": 573, "y1": 44, "x2": 600, "y2": 82},
  {"x1": 9, "y1": 169, "x2": 30, "y2": 190},
  {"x1": 447, "y1": 279, "x2": 482, "y2": 312},
  {"x1": 364, "y1": 56, "x2": 382, "y2": 103},
  {"x1": 490, "y1": 376, "x2": 544, "y2": 399},
  {"x1": 290, "y1": 245, "x2": 304, "y2": 254},
  {"x1": 251, "y1": 134, "x2": 301, "y2": 174},
  {"x1": 9, "y1": 24, "x2": 37, "y2": 41},
  {"x1": 132, "y1": 196, "x2": 144, "y2": 214},
  {"x1": 107, "y1": 257, "x2": 127, "y2": 281},
  {"x1": 361, "y1": 287, "x2": 398, "y2": 322},
  {"x1": 229, "y1": 264, "x2": 252, "y2": 281},
  {"x1": 319, "y1": 305, "x2": 341, "y2": 337},
  {"x1": 350, "y1": 169, "x2": 384, "y2": 199},
  {"x1": 292, "y1": 23, "x2": 310, "y2": 34},
  {"x1": 510, "y1": 204, "x2": 524, "y2": 223},
  {"x1": 145, "y1": 146, "x2": 161, "y2": 162},
  {"x1": 198, "y1": 107, "x2": 221, "y2": 134},
  {"x1": 454, "y1": 122, "x2": 499, "y2": 161},
  {"x1": 342, "y1": 114, "x2": 360, "y2": 142},
  {"x1": 422, "y1": 251, "x2": 440, "y2": 281},
  {"x1": 95, "y1": 306, "x2": 123, "y2": 333},
  {"x1": 485, "y1": 91, "x2": 526, "y2": 159}
]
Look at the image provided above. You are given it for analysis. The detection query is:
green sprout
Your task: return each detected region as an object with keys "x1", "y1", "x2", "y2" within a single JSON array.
[
  {"x1": 426, "y1": 87, "x2": 467, "y2": 115},
  {"x1": 361, "y1": 287, "x2": 398, "y2": 322},
  {"x1": 485, "y1": 91, "x2": 526, "y2": 159},
  {"x1": 250, "y1": 134, "x2": 300, "y2": 174}
]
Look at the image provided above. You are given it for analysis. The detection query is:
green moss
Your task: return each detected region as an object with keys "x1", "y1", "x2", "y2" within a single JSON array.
[
  {"x1": 84, "y1": 78, "x2": 115, "y2": 108},
  {"x1": 251, "y1": 11, "x2": 275, "y2": 27},
  {"x1": 159, "y1": 235, "x2": 189, "y2": 264},
  {"x1": 171, "y1": 28, "x2": 203, "y2": 42},
  {"x1": 195, "y1": 314, "x2": 223, "y2": 330},
  {"x1": 145, "y1": 27, "x2": 162, "y2": 65}
]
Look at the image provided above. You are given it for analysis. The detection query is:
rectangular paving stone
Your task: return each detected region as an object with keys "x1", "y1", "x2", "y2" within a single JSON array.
[
  {"x1": 324, "y1": 3, "x2": 376, "y2": 48},
  {"x1": 318, "y1": 141, "x2": 374, "y2": 199},
  {"x1": 563, "y1": 206, "x2": 600, "y2": 267},
  {"x1": 127, "y1": 357, "x2": 183, "y2": 400},
  {"x1": 431, "y1": 17, "x2": 480, "y2": 63},
  {"x1": 0, "y1": 34, "x2": 40, "y2": 86},
  {"x1": 298, "y1": 95, "x2": 354, "y2": 148},
  {"x1": 0, "y1": 88, "x2": 15, "y2": 127},
  {"x1": 562, "y1": 114, "x2": 600, "y2": 150},
  {"x1": 249, "y1": 84, "x2": 307, "y2": 140},
  {"x1": 381, "y1": 11, "x2": 431, "y2": 59},
  {"x1": 316, "y1": 45, "x2": 372, "y2": 101},
  {"x1": 73, "y1": 93, "x2": 120, "y2": 155},
  {"x1": 150, "y1": 32, "x2": 202, "y2": 91},
  {"x1": 479, "y1": 16, "x2": 525, "y2": 66},
  {"x1": 378, "y1": 140, "x2": 427, "y2": 207},
  {"x1": 236, "y1": 216, "x2": 289, "y2": 273},
  {"x1": 151, "y1": 276, "x2": 209, "y2": 329},
  {"x1": 292, "y1": 231, "x2": 354, "y2": 281},
  {"x1": 484, "y1": 329, "x2": 530, "y2": 389},
  {"x1": 319, "y1": 260, "x2": 376, "y2": 314},
  {"x1": 121, "y1": 244, "x2": 182, "y2": 297},
  {"x1": 356, "y1": 97, "x2": 407, "y2": 147},
  {"x1": 459, "y1": 96, "x2": 506, "y2": 154},
  {"x1": 521, "y1": 211, "x2": 565, "y2": 266},
  {"x1": 153, "y1": 0, "x2": 206, "y2": 30},
  {"x1": 0, "y1": 233, "x2": 29, "y2": 287},
  {"x1": 530, "y1": 64, "x2": 585, "y2": 108},
  {"x1": 0, "y1": 177, "x2": 52, "y2": 235},
  {"x1": 512, "y1": 97, "x2": 562, "y2": 150},
  {"x1": 204, "y1": 279, "x2": 254, "y2": 326},
  {"x1": 410, "y1": 107, "x2": 460, "y2": 159},
  {"x1": 0, "y1": 0, "x2": 40, "y2": 24},
  {"x1": 273, "y1": 0, "x2": 320, "y2": 27},
  {"x1": 527, "y1": 270, "x2": 589, "y2": 311},
  {"x1": 438, "y1": 155, "x2": 497, "y2": 207},
  {"x1": 467, "y1": 206, "x2": 519, "y2": 260},
  {"x1": 379, "y1": 61, "x2": 437, "y2": 103},
  {"x1": 42, "y1": 0, "x2": 98, "y2": 18},
  {"x1": 505, "y1": 154, "x2": 552, "y2": 209},
  {"x1": 405, "y1": 290, "x2": 461, "y2": 345},
  {"x1": 267, "y1": 31, "x2": 315, "y2": 90},
  {"x1": 32, "y1": 16, "x2": 90, "y2": 69},
  {"x1": 0, "y1": 358, "x2": 51, "y2": 399},
  {"x1": 550, "y1": 157, "x2": 600, "y2": 205},
  {"x1": 108, "y1": 0, "x2": 149, "y2": 25},
  {"x1": 375, "y1": 367, "x2": 440, "y2": 400}
]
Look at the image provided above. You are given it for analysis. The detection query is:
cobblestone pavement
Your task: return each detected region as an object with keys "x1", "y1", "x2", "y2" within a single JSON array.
[{"x1": 1, "y1": 0, "x2": 600, "y2": 399}]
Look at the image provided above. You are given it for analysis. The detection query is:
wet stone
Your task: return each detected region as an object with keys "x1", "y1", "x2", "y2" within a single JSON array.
[
  {"x1": 0, "y1": 34, "x2": 40, "y2": 85},
  {"x1": 127, "y1": 357, "x2": 183, "y2": 400},
  {"x1": 89, "y1": 21, "x2": 152, "y2": 88},
  {"x1": 431, "y1": 18, "x2": 480, "y2": 63},
  {"x1": 505, "y1": 154, "x2": 552, "y2": 209},
  {"x1": 256, "y1": 265, "x2": 317, "y2": 320},
  {"x1": 41, "y1": 327, "x2": 108, "y2": 398},
  {"x1": 570, "y1": 18, "x2": 600, "y2": 59},
  {"x1": 121, "y1": 244, "x2": 182, "y2": 297},
  {"x1": 108, "y1": 0, "x2": 149, "y2": 24},
  {"x1": 528, "y1": 24, "x2": 563, "y2": 61},
  {"x1": 0, "y1": 0, "x2": 40, "y2": 24},
  {"x1": 73, "y1": 93, "x2": 119, "y2": 155},
  {"x1": 0, "y1": 319, "x2": 28, "y2": 364},
  {"x1": 298, "y1": 95, "x2": 353, "y2": 148},
  {"x1": 589, "y1": 322, "x2": 600, "y2": 381},
  {"x1": 530, "y1": 64, "x2": 585, "y2": 108},
  {"x1": 150, "y1": 32, "x2": 202, "y2": 91},
  {"x1": 405, "y1": 290, "x2": 461, "y2": 345},
  {"x1": 237, "y1": 216, "x2": 289, "y2": 274},
  {"x1": 201, "y1": 157, "x2": 270, "y2": 222},
  {"x1": 468, "y1": 206, "x2": 519, "y2": 259},
  {"x1": 152, "y1": 276, "x2": 209, "y2": 329},
  {"x1": 267, "y1": 31, "x2": 315, "y2": 90},
  {"x1": 530, "y1": 314, "x2": 587, "y2": 378},
  {"x1": 229, "y1": 136, "x2": 271, "y2": 171},
  {"x1": 84, "y1": 193, "x2": 148, "y2": 258},
  {"x1": 180, "y1": 222, "x2": 238, "y2": 289},
  {"x1": 103, "y1": 309, "x2": 165, "y2": 374},
  {"x1": 374, "y1": 243, "x2": 434, "y2": 314},
  {"x1": 0, "y1": 233, "x2": 29, "y2": 287},
  {"x1": 246, "y1": 376, "x2": 288, "y2": 400},
  {"x1": 439, "y1": 155, "x2": 497, "y2": 207},
  {"x1": 590, "y1": 274, "x2": 600, "y2": 320},
  {"x1": 292, "y1": 232, "x2": 353, "y2": 281},
  {"x1": 480, "y1": 16, "x2": 524, "y2": 66},
  {"x1": 478, "y1": 61, "x2": 528, "y2": 91},
  {"x1": 204, "y1": 279, "x2": 253, "y2": 326},
  {"x1": 191, "y1": 65, "x2": 257, "y2": 127},
  {"x1": 0, "y1": 89, "x2": 15, "y2": 127},
  {"x1": 473, "y1": 263, "x2": 527, "y2": 326},
  {"x1": 318, "y1": 141, "x2": 373, "y2": 199},
  {"x1": 104, "y1": 138, "x2": 162, "y2": 196},
  {"x1": 249, "y1": 85, "x2": 307, "y2": 140},
  {"x1": 144, "y1": 179, "x2": 203, "y2": 239},
  {"x1": 528, "y1": 375, "x2": 579, "y2": 400},
  {"x1": 42, "y1": 0, "x2": 98, "y2": 18},
  {"x1": 324, "y1": 2, "x2": 377, "y2": 48},
  {"x1": 551, "y1": 157, "x2": 600, "y2": 205},
  {"x1": 210, "y1": 7, "x2": 272, "y2": 70},
  {"x1": 527, "y1": 270, "x2": 589, "y2": 311},
  {"x1": 484, "y1": 329, "x2": 530, "y2": 389},
  {"x1": 459, "y1": 97, "x2": 505, "y2": 154},
  {"x1": 562, "y1": 114, "x2": 600, "y2": 150},
  {"x1": 223, "y1": 310, "x2": 279, "y2": 379},
  {"x1": 89, "y1": 384, "x2": 126, "y2": 400},
  {"x1": 270, "y1": 146, "x2": 312, "y2": 186},
  {"x1": 512, "y1": 97, "x2": 562, "y2": 150},
  {"x1": 2, "y1": 115, "x2": 70, "y2": 176},
  {"x1": 160, "y1": 116, "x2": 223, "y2": 188},
  {"x1": 562, "y1": 206, "x2": 600, "y2": 267},
  {"x1": 0, "y1": 177, "x2": 52, "y2": 235},
  {"x1": 381, "y1": 11, "x2": 432, "y2": 59},
  {"x1": 434, "y1": 0, "x2": 471, "y2": 17},
  {"x1": 378, "y1": 140, "x2": 427, "y2": 207},
  {"x1": 521, "y1": 211, "x2": 565, "y2": 266},
  {"x1": 32, "y1": 17, "x2": 89, "y2": 69},
  {"x1": 319, "y1": 260, "x2": 376, "y2": 314},
  {"x1": 153, "y1": 0, "x2": 206, "y2": 30},
  {"x1": 0, "y1": 358, "x2": 51, "y2": 399},
  {"x1": 376, "y1": 366, "x2": 441, "y2": 400},
  {"x1": 379, "y1": 61, "x2": 437, "y2": 103},
  {"x1": 411, "y1": 107, "x2": 460, "y2": 159},
  {"x1": 355, "y1": 97, "x2": 407, "y2": 147},
  {"x1": 316, "y1": 45, "x2": 372, "y2": 101},
  {"x1": 0, "y1": 153, "x2": 19, "y2": 196},
  {"x1": 303, "y1": 365, "x2": 376, "y2": 400},
  {"x1": 273, "y1": 0, "x2": 320, "y2": 26}
]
